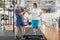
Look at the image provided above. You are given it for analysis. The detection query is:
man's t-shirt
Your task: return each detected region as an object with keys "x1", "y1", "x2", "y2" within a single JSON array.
[
  {"x1": 15, "y1": 7, "x2": 24, "y2": 21},
  {"x1": 30, "y1": 8, "x2": 43, "y2": 20}
]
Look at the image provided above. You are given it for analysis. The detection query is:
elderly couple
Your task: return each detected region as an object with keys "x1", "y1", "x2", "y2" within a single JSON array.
[{"x1": 15, "y1": 3, "x2": 43, "y2": 39}]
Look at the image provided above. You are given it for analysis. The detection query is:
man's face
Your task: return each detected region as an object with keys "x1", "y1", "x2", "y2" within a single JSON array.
[{"x1": 17, "y1": 4, "x2": 21, "y2": 9}]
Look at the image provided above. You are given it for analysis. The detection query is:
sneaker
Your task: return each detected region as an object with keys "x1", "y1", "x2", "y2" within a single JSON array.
[
  {"x1": 20, "y1": 36, "x2": 25, "y2": 39},
  {"x1": 15, "y1": 36, "x2": 19, "y2": 39}
]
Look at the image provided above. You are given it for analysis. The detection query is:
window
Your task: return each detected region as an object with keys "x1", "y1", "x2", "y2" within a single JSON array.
[{"x1": 0, "y1": 0, "x2": 2, "y2": 7}]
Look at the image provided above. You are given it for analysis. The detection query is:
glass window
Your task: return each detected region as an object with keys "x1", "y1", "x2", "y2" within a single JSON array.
[{"x1": 0, "y1": 0, "x2": 2, "y2": 7}]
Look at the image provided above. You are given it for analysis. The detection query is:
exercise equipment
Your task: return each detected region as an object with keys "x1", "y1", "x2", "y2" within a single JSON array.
[
  {"x1": 23, "y1": 35, "x2": 46, "y2": 40},
  {"x1": 58, "y1": 17, "x2": 60, "y2": 28}
]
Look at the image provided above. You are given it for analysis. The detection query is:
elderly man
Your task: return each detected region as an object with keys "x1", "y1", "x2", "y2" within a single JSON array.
[{"x1": 15, "y1": 4, "x2": 26, "y2": 39}]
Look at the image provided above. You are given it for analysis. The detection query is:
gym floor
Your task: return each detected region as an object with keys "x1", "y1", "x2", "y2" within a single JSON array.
[{"x1": 0, "y1": 25, "x2": 60, "y2": 40}]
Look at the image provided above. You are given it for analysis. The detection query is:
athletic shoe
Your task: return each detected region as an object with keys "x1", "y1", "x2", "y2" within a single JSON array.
[{"x1": 15, "y1": 35, "x2": 19, "y2": 39}]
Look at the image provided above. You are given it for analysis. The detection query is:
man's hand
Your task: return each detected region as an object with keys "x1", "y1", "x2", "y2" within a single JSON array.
[{"x1": 19, "y1": 9, "x2": 28, "y2": 16}]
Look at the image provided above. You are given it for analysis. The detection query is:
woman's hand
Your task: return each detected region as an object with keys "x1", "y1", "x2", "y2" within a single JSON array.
[
  {"x1": 38, "y1": 15, "x2": 40, "y2": 17},
  {"x1": 24, "y1": 9, "x2": 28, "y2": 12},
  {"x1": 38, "y1": 12, "x2": 42, "y2": 17}
]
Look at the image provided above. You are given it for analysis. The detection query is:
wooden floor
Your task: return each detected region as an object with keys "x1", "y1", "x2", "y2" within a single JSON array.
[{"x1": 40, "y1": 26, "x2": 60, "y2": 40}]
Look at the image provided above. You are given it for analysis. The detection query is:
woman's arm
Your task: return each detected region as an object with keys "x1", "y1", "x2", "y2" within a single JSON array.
[
  {"x1": 38, "y1": 12, "x2": 43, "y2": 17},
  {"x1": 38, "y1": 9, "x2": 43, "y2": 17},
  {"x1": 27, "y1": 11, "x2": 31, "y2": 15}
]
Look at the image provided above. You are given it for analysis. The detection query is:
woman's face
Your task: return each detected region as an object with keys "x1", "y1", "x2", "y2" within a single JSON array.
[
  {"x1": 33, "y1": 5, "x2": 36, "y2": 8},
  {"x1": 33, "y1": 4, "x2": 37, "y2": 8}
]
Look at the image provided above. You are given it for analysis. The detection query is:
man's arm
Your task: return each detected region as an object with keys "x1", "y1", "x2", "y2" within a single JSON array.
[
  {"x1": 19, "y1": 11, "x2": 26, "y2": 16},
  {"x1": 19, "y1": 9, "x2": 27, "y2": 16}
]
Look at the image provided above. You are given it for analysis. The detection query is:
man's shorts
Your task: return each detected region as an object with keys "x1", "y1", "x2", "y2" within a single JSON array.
[
  {"x1": 16, "y1": 20, "x2": 24, "y2": 27},
  {"x1": 32, "y1": 20, "x2": 41, "y2": 29}
]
